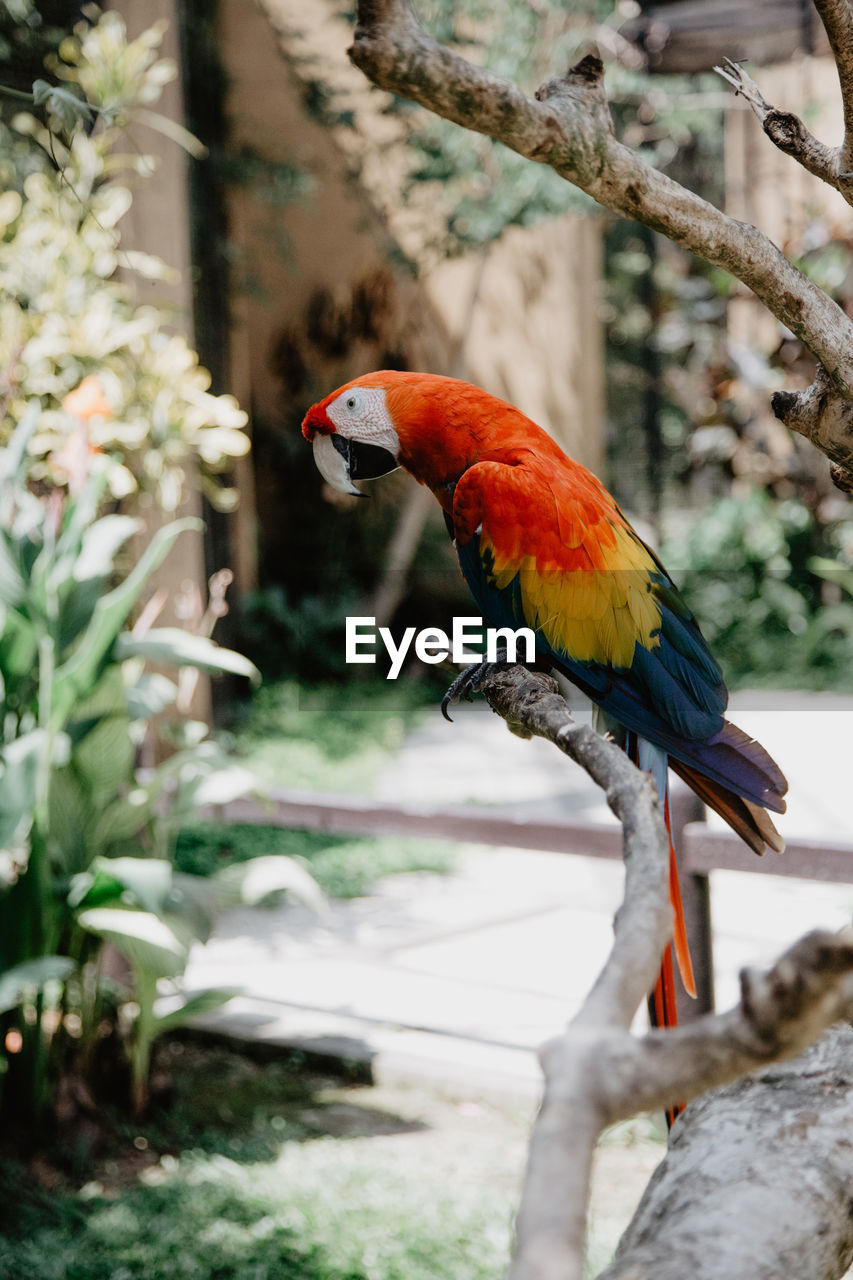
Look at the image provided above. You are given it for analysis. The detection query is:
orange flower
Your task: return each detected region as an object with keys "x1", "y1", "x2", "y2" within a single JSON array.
[
  {"x1": 56, "y1": 377, "x2": 110, "y2": 496},
  {"x1": 62, "y1": 375, "x2": 111, "y2": 422}
]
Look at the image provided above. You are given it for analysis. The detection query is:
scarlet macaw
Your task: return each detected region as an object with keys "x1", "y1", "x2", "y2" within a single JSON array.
[{"x1": 302, "y1": 371, "x2": 787, "y2": 1034}]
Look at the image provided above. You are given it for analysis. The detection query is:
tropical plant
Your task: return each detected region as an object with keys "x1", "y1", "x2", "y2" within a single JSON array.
[
  {"x1": 665, "y1": 487, "x2": 853, "y2": 690},
  {"x1": 0, "y1": 8, "x2": 249, "y2": 511},
  {"x1": 0, "y1": 407, "x2": 321, "y2": 1125}
]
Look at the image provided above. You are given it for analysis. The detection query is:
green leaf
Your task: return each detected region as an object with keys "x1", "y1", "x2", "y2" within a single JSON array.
[
  {"x1": 808, "y1": 556, "x2": 853, "y2": 598},
  {"x1": 31, "y1": 79, "x2": 94, "y2": 133},
  {"x1": 90, "y1": 792, "x2": 151, "y2": 852},
  {"x1": 0, "y1": 730, "x2": 45, "y2": 851},
  {"x1": 125, "y1": 672, "x2": 178, "y2": 720},
  {"x1": 182, "y1": 764, "x2": 259, "y2": 809},
  {"x1": 165, "y1": 872, "x2": 221, "y2": 944},
  {"x1": 116, "y1": 628, "x2": 260, "y2": 683},
  {"x1": 74, "y1": 515, "x2": 140, "y2": 582},
  {"x1": 72, "y1": 710, "x2": 135, "y2": 807},
  {"x1": 77, "y1": 906, "x2": 189, "y2": 979},
  {"x1": 0, "y1": 535, "x2": 25, "y2": 608},
  {"x1": 213, "y1": 854, "x2": 324, "y2": 912},
  {"x1": 152, "y1": 986, "x2": 235, "y2": 1036},
  {"x1": 47, "y1": 765, "x2": 91, "y2": 876},
  {"x1": 0, "y1": 608, "x2": 38, "y2": 681},
  {"x1": 52, "y1": 517, "x2": 202, "y2": 725},
  {"x1": 0, "y1": 956, "x2": 74, "y2": 1014},
  {"x1": 76, "y1": 856, "x2": 172, "y2": 915}
]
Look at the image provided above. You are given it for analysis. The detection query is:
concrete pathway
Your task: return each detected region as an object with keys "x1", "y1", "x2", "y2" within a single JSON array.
[{"x1": 184, "y1": 690, "x2": 853, "y2": 1093}]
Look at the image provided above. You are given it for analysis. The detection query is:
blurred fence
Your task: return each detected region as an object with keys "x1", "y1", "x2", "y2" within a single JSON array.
[{"x1": 203, "y1": 787, "x2": 853, "y2": 1023}]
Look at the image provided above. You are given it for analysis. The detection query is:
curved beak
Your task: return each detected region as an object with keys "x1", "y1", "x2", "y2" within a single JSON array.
[{"x1": 312, "y1": 434, "x2": 399, "y2": 496}]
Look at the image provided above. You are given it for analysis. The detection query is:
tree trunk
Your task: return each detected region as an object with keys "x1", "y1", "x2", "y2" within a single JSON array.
[{"x1": 600, "y1": 1024, "x2": 853, "y2": 1280}]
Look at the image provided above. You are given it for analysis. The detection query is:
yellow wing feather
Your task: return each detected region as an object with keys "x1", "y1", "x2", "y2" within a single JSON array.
[{"x1": 459, "y1": 460, "x2": 663, "y2": 670}]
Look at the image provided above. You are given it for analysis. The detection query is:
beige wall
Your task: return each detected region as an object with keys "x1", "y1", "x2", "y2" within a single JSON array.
[
  {"x1": 220, "y1": 0, "x2": 604, "y2": 467},
  {"x1": 219, "y1": 0, "x2": 448, "y2": 417},
  {"x1": 424, "y1": 217, "x2": 604, "y2": 472}
]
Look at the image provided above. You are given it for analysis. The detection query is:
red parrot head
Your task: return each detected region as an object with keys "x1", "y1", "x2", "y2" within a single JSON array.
[
  {"x1": 302, "y1": 370, "x2": 522, "y2": 499},
  {"x1": 301, "y1": 372, "x2": 406, "y2": 497}
]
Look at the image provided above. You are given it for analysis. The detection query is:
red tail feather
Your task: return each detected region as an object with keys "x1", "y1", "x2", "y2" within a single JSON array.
[
  {"x1": 648, "y1": 944, "x2": 684, "y2": 1125},
  {"x1": 664, "y1": 790, "x2": 696, "y2": 1000}
]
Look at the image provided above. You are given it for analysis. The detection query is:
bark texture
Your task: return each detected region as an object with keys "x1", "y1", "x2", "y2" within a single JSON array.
[
  {"x1": 453, "y1": 666, "x2": 853, "y2": 1280},
  {"x1": 600, "y1": 1025, "x2": 853, "y2": 1280},
  {"x1": 350, "y1": 0, "x2": 853, "y2": 483}
]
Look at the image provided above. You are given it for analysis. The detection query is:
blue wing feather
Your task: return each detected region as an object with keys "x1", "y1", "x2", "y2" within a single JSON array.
[{"x1": 456, "y1": 530, "x2": 784, "y2": 811}]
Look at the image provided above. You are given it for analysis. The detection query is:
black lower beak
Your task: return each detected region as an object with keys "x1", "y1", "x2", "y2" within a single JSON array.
[{"x1": 332, "y1": 435, "x2": 399, "y2": 481}]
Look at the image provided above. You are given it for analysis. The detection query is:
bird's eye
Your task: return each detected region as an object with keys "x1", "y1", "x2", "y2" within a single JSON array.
[{"x1": 346, "y1": 395, "x2": 357, "y2": 410}]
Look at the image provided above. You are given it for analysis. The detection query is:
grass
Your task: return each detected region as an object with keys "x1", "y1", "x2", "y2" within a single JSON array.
[
  {"x1": 0, "y1": 1037, "x2": 664, "y2": 1279},
  {"x1": 0, "y1": 1039, "x2": 516, "y2": 1280},
  {"x1": 227, "y1": 678, "x2": 438, "y2": 794},
  {"x1": 173, "y1": 824, "x2": 456, "y2": 899}
]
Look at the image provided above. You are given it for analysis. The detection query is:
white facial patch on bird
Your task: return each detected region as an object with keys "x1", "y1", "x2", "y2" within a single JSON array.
[{"x1": 327, "y1": 386, "x2": 400, "y2": 456}]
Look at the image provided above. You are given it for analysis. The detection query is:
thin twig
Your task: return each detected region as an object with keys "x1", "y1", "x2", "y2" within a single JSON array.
[
  {"x1": 714, "y1": 57, "x2": 843, "y2": 193},
  {"x1": 814, "y1": 0, "x2": 853, "y2": 173},
  {"x1": 349, "y1": 0, "x2": 853, "y2": 470}
]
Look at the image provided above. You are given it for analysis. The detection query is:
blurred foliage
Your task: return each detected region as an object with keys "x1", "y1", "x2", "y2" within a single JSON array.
[
  {"x1": 399, "y1": 0, "x2": 726, "y2": 257},
  {"x1": 0, "y1": 8, "x2": 249, "y2": 511},
  {"x1": 0, "y1": 1, "x2": 66, "y2": 91},
  {"x1": 175, "y1": 823, "x2": 455, "y2": 899},
  {"x1": 239, "y1": 585, "x2": 365, "y2": 682},
  {"x1": 665, "y1": 488, "x2": 853, "y2": 690},
  {"x1": 0, "y1": 408, "x2": 315, "y2": 1129},
  {"x1": 0, "y1": 9, "x2": 326, "y2": 1135},
  {"x1": 227, "y1": 678, "x2": 436, "y2": 793}
]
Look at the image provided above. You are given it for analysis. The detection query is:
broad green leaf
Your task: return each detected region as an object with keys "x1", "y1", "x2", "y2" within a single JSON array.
[
  {"x1": 72, "y1": 712, "x2": 135, "y2": 807},
  {"x1": 77, "y1": 906, "x2": 189, "y2": 979},
  {"x1": 183, "y1": 764, "x2": 259, "y2": 809},
  {"x1": 52, "y1": 517, "x2": 202, "y2": 725},
  {"x1": 125, "y1": 672, "x2": 178, "y2": 720},
  {"x1": 152, "y1": 987, "x2": 235, "y2": 1035},
  {"x1": 91, "y1": 793, "x2": 151, "y2": 852},
  {"x1": 74, "y1": 515, "x2": 140, "y2": 582},
  {"x1": 0, "y1": 956, "x2": 74, "y2": 1014},
  {"x1": 47, "y1": 765, "x2": 91, "y2": 876},
  {"x1": 0, "y1": 730, "x2": 45, "y2": 851},
  {"x1": 116, "y1": 628, "x2": 260, "y2": 683},
  {"x1": 213, "y1": 855, "x2": 325, "y2": 912},
  {"x1": 80, "y1": 856, "x2": 172, "y2": 915}
]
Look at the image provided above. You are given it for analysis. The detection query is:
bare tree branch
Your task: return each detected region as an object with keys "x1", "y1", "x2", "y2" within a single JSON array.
[
  {"x1": 348, "y1": 0, "x2": 853, "y2": 477},
  {"x1": 814, "y1": 0, "x2": 853, "y2": 173},
  {"x1": 477, "y1": 666, "x2": 671, "y2": 1030},
  {"x1": 772, "y1": 364, "x2": 853, "y2": 491},
  {"x1": 714, "y1": 57, "x2": 845, "y2": 194},
  {"x1": 468, "y1": 666, "x2": 853, "y2": 1280},
  {"x1": 474, "y1": 665, "x2": 669, "y2": 1280}
]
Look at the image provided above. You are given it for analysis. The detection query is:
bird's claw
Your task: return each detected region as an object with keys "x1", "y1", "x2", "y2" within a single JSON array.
[{"x1": 441, "y1": 649, "x2": 512, "y2": 722}]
